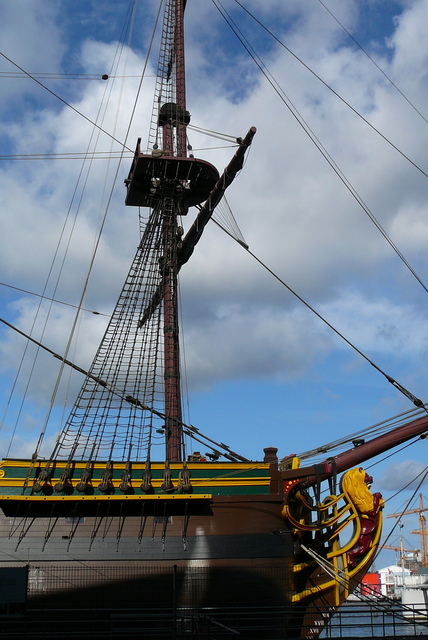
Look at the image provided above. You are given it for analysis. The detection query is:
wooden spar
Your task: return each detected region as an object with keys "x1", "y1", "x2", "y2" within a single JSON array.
[
  {"x1": 137, "y1": 126, "x2": 257, "y2": 329},
  {"x1": 282, "y1": 411, "x2": 428, "y2": 487},
  {"x1": 178, "y1": 126, "x2": 257, "y2": 266}
]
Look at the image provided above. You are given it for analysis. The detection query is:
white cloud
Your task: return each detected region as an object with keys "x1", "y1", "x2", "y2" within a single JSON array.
[
  {"x1": 319, "y1": 289, "x2": 428, "y2": 357},
  {"x1": 0, "y1": 1, "x2": 64, "y2": 108},
  {"x1": 183, "y1": 304, "x2": 332, "y2": 390},
  {"x1": 378, "y1": 459, "x2": 428, "y2": 491}
]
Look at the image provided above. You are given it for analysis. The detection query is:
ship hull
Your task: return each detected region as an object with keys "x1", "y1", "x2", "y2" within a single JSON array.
[
  {"x1": 0, "y1": 459, "x2": 385, "y2": 637},
  {"x1": 0, "y1": 494, "x2": 308, "y2": 638},
  {"x1": 0, "y1": 494, "x2": 289, "y2": 563}
]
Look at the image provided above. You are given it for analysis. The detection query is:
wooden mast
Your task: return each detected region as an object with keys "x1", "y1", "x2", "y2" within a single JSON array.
[
  {"x1": 124, "y1": 0, "x2": 254, "y2": 461},
  {"x1": 163, "y1": 0, "x2": 187, "y2": 462}
]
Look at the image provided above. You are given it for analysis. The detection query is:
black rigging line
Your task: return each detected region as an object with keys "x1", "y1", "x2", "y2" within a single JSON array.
[
  {"x1": 212, "y1": 0, "x2": 428, "y2": 298},
  {"x1": 0, "y1": 72, "x2": 105, "y2": 79},
  {"x1": 246, "y1": 246, "x2": 425, "y2": 410},
  {"x1": 0, "y1": 52, "x2": 133, "y2": 154},
  {"x1": 0, "y1": 72, "x2": 156, "y2": 80},
  {"x1": 230, "y1": 0, "x2": 428, "y2": 180},
  {"x1": 381, "y1": 464, "x2": 428, "y2": 504},
  {"x1": 0, "y1": 281, "x2": 109, "y2": 317},
  {"x1": 363, "y1": 439, "x2": 428, "y2": 496},
  {"x1": 376, "y1": 467, "x2": 428, "y2": 567},
  {"x1": 213, "y1": 217, "x2": 426, "y2": 412},
  {"x1": 0, "y1": 0, "x2": 142, "y2": 456},
  {"x1": 0, "y1": 315, "x2": 247, "y2": 463},
  {"x1": 316, "y1": 0, "x2": 428, "y2": 127},
  {"x1": 0, "y1": 152, "x2": 133, "y2": 161}
]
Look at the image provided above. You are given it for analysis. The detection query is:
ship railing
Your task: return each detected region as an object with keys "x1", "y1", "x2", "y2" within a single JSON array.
[{"x1": 0, "y1": 602, "x2": 427, "y2": 638}]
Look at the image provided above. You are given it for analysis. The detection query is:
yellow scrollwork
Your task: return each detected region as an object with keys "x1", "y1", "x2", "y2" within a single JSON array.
[{"x1": 282, "y1": 467, "x2": 384, "y2": 605}]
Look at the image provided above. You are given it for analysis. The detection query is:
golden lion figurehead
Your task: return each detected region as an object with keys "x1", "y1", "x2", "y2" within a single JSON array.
[{"x1": 341, "y1": 467, "x2": 376, "y2": 513}]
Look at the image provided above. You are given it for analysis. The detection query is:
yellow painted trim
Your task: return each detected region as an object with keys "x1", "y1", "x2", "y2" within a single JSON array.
[
  {"x1": 0, "y1": 459, "x2": 270, "y2": 472},
  {"x1": 291, "y1": 514, "x2": 383, "y2": 601},
  {"x1": 0, "y1": 494, "x2": 212, "y2": 502},
  {"x1": 0, "y1": 476, "x2": 270, "y2": 488},
  {"x1": 0, "y1": 479, "x2": 269, "y2": 489},
  {"x1": 292, "y1": 562, "x2": 310, "y2": 572}
]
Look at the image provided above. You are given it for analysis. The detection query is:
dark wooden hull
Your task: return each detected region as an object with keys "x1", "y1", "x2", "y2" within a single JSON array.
[
  {"x1": 0, "y1": 494, "x2": 288, "y2": 562},
  {"x1": 0, "y1": 494, "x2": 305, "y2": 638},
  {"x1": 0, "y1": 459, "x2": 384, "y2": 638}
]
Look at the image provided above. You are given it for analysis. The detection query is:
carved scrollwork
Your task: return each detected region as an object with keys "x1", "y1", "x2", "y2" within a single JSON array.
[
  {"x1": 341, "y1": 467, "x2": 384, "y2": 568},
  {"x1": 281, "y1": 466, "x2": 384, "y2": 604}
]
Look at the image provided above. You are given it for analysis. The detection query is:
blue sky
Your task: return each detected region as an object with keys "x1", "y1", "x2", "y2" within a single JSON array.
[{"x1": 1, "y1": 0, "x2": 428, "y2": 568}]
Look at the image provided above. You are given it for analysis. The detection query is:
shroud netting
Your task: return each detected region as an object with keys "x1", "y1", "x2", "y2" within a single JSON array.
[
  {"x1": 51, "y1": 204, "x2": 178, "y2": 463},
  {"x1": 50, "y1": 0, "x2": 187, "y2": 464}
]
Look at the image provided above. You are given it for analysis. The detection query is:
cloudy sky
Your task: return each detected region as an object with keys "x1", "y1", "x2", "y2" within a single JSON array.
[{"x1": 1, "y1": 0, "x2": 428, "y2": 566}]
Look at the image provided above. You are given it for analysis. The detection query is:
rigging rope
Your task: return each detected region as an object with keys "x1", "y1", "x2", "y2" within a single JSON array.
[
  {"x1": 28, "y1": 2, "x2": 144, "y2": 458},
  {"x1": 0, "y1": 0, "x2": 157, "y2": 458},
  {"x1": 377, "y1": 467, "x2": 428, "y2": 570},
  {"x1": 0, "y1": 314, "x2": 247, "y2": 462},
  {"x1": 211, "y1": 215, "x2": 426, "y2": 412},
  {"x1": 187, "y1": 123, "x2": 239, "y2": 142},
  {"x1": 212, "y1": 196, "x2": 248, "y2": 248},
  {"x1": 246, "y1": 245, "x2": 425, "y2": 410},
  {"x1": 212, "y1": 0, "x2": 428, "y2": 298},
  {"x1": 302, "y1": 542, "x2": 428, "y2": 626},
  {"x1": 0, "y1": 52, "x2": 133, "y2": 154},
  {"x1": 0, "y1": 72, "x2": 156, "y2": 80},
  {"x1": 383, "y1": 465, "x2": 428, "y2": 506},
  {"x1": 0, "y1": 75, "x2": 123, "y2": 452},
  {"x1": 316, "y1": 0, "x2": 428, "y2": 127},
  {"x1": 0, "y1": 282, "x2": 109, "y2": 317},
  {"x1": 0, "y1": 152, "x2": 134, "y2": 161},
  {"x1": 229, "y1": 0, "x2": 428, "y2": 179},
  {"x1": 297, "y1": 409, "x2": 428, "y2": 463}
]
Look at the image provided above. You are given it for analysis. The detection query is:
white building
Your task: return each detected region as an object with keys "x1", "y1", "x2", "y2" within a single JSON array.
[{"x1": 378, "y1": 564, "x2": 426, "y2": 599}]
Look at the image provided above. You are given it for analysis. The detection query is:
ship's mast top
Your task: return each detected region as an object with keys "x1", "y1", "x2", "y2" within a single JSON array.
[
  {"x1": 173, "y1": 0, "x2": 187, "y2": 157},
  {"x1": 148, "y1": 0, "x2": 189, "y2": 159}
]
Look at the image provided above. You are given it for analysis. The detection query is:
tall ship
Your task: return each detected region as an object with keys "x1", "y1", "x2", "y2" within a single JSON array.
[{"x1": 0, "y1": 1, "x2": 427, "y2": 638}]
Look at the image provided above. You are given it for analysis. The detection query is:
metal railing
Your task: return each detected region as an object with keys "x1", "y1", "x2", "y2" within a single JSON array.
[{"x1": 0, "y1": 602, "x2": 427, "y2": 639}]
